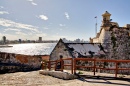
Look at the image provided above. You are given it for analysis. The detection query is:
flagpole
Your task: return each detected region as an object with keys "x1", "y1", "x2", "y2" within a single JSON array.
[{"x1": 95, "y1": 16, "x2": 97, "y2": 35}]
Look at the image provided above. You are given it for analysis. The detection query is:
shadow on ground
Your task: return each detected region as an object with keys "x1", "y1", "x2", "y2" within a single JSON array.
[{"x1": 78, "y1": 75, "x2": 130, "y2": 86}]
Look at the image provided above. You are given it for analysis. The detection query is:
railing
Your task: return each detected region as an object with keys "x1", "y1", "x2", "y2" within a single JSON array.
[
  {"x1": 48, "y1": 60, "x2": 57, "y2": 70},
  {"x1": 62, "y1": 58, "x2": 73, "y2": 74},
  {"x1": 42, "y1": 58, "x2": 130, "y2": 77},
  {"x1": 74, "y1": 58, "x2": 130, "y2": 77},
  {"x1": 47, "y1": 58, "x2": 73, "y2": 74}
]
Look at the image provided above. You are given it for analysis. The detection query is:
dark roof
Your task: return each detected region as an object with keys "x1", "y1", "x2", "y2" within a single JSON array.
[{"x1": 64, "y1": 42, "x2": 105, "y2": 58}]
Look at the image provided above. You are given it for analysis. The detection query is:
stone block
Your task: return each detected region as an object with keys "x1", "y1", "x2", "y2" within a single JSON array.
[{"x1": 39, "y1": 70, "x2": 78, "y2": 80}]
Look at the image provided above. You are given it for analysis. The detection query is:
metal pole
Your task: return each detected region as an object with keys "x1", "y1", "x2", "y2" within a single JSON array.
[{"x1": 95, "y1": 17, "x2": 97, "y2": 35}]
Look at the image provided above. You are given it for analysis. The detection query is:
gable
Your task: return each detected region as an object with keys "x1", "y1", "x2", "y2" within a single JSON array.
[{"x1": 50, "y1": 39, "x2": 72, "y2": 61}]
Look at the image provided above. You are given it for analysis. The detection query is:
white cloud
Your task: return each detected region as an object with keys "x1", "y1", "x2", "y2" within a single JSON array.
[
  {"x1": 0, "y1": 11, "x2": 9, "y2": 14},
  {"x1": 0, "y1": 18, "x2": 39, "y2": 33},
  {"x1": 0, "y1": 33, "x2": 19, "y2": 40},
  {"x1": 31, "y1": 2, "x2": 37, "y2": 5},
  {"x1": 59, "y1": 24, "x2": 66, "y2": 27},
  {"x1": 4, "y1": 28, "x2": 21, "y2": 32},
  {"x1": 35, "y1": 33, "x2": 47, "y2": 37},
  {"x1": 27, "y1": 33, "x2": 47, "y2": 40},
  {"x1": 0, "y1": 31, "x2": 47, "y2": 40},
  {"x1": 65, "y1": 12, "x2": 70, "y2": 20},
  {"x1": 44, "y1": 27, "x2": 49, "y2": 29},
  {"x1": 28, "y1": 0, "x2": 33, "y2": 1},
  {"x1": 52, "y1": 35, "x2": 68, "y2": 40},
  {"x1": 0, "y1": 18, "x2": 49, "y2": 40},
  {"x1": 39, "y1": 15, "x2": 48, "y2": 20},
  {"x1": 0, "y1": 6, "x2": 4, "y2": 9},
  {"x1": 27, "y1": 0, "x2": 37, "y2": 6},
  {"x1": 15, "y1": 31, "x2": 27, "y2": 35}
]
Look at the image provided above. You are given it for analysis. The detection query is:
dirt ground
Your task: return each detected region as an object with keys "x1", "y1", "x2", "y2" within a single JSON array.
[{"x1": 0, "y1": 70, "x2": 130, "y2": 86}]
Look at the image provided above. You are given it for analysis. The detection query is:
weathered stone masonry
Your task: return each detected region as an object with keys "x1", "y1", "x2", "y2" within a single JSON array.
[
  {"x1": 0, "y1": 52, "x2": 42, "y2": 73},
  {"x1": 90, "y1": 11, "x2": 130, "y2": 74}
]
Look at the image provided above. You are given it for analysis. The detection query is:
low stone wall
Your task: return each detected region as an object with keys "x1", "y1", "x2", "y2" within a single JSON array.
[
  {"x1": 0, "y1": 52, "x2": 42, "y2": 73},
  {"x1": 39, "y1": 70, "x2": 78, "y2": 80}
]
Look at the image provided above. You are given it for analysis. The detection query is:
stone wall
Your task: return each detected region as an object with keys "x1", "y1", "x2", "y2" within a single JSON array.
[
  {"x1": 104, "y1": 27, "x2": 130, "y2": 60},
  {"x1": 102, "y1": 27, "x2": 130, "y2": 74},
  {"x1": 80, "y1": 27, "x2": 130, "y2": 74},
  {"x1": 50, "y1": 41, "x2": 72, "y2": 61},
  {"x1": 0, "y1": 52, "x2": 42, "y2": 73}
]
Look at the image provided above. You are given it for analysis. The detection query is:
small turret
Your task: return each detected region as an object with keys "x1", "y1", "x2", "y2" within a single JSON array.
[
  {"x1": 102, "y1": 11, "x2": 111, "y2": 21},
  {"x1": 101, "y1": 11, "x2": 112, "y2": 28}
]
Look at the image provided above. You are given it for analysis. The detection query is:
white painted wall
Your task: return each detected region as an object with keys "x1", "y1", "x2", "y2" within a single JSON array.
[
  {"x1": 92, "y1": 38, "x2": 99, "y2": 43},
  {"x1": 97, "y1": 27, "x2": 110, "y2": 44}
]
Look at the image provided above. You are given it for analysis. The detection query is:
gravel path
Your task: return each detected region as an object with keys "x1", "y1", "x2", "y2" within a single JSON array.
[
  {"x1": 0, "y1": 70, "x2": 130, "y2": 86},
  {"x1": 0, "y1": 71, "x2": 75, "y2": 86}
]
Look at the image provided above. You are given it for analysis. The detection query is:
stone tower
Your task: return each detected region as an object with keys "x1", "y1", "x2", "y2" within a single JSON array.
[
  {"x1": 91, "y1": 11, "x2": 119, "y2": 44},
  {"x1": 101, "y1": 11, "x2": 112, "y2": 29},
  {"x1": 98, "y1": 11, "x2": 112, "y2": 44}
]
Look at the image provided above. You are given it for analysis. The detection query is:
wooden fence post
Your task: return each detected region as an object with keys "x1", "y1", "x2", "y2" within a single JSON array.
[
  {"x1": 94, "y1": 58, "x2": 96, "y2": 76},
  {"x1": 74, "y1": 58, "x2": 76, "y2": 74},
  {"x1": 55, "y1": 60, "x2": 57, "y2": 71},
  {"x1": 48, "y1": 61, "x2": 51, "y2": 71},
  {"x1": 61, "y1": 59, "x2": 63, "y2": 72},
  {"x1": 71, "y1": 58, "x2": 73, "y2": 74},
  {"x1": 115, "y1": 61, "x2": 118, "y2": 77}
]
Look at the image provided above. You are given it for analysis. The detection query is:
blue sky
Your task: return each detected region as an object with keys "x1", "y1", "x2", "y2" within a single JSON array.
[{"x1": 0, "y1": 0, "x2": 130, "y2": 41}]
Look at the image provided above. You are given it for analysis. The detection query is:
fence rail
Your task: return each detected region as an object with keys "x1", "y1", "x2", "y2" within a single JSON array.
[{"x1": 42, "y1": 58, "x2": 130, "y2": 77}]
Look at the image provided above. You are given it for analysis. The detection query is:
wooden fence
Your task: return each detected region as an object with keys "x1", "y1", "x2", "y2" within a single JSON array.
[
  {"x1": 47, "y1": 58, "x2": 73, "y2": 74},
  {"x1": 42, "y1": 58, "x2": 130, "y2": 77}
]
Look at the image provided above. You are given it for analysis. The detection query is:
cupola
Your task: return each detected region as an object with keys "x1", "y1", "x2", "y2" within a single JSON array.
[{"x1": 102, "y1": 11, "x2": 111, "y2": 21}]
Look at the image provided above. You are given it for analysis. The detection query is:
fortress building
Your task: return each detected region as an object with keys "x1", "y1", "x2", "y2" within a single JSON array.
[
  {"x1": 90, "y1": 11, "x2": 130, "y2": 60},
  {"x1": 50, "y1": 11, "x2": 130, "y2": 74},
  {"x1": 90, "y1": 11, "x2": 130, "y2": 44}
]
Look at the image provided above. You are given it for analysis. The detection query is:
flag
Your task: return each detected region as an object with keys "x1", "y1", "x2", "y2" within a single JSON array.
[{"x1": 95, "y1": 16, "x2": 97, "y2": 18}]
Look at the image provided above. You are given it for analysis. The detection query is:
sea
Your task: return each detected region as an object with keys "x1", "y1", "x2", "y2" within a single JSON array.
[{"x1": 0, "y1": 43, "x2": 57, "y2": 55}]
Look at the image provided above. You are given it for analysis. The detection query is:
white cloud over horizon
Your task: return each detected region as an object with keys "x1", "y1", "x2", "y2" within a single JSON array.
[
  {"x1": 52, "y1": 35, "x2": 68, "y2": 40},
  {"x1": 0, "y1": 11, "x2": 9, "y2": 14},
  {"x1": 35, "y1": 33, "x2": 47, "y2": 37},
  {"x1": 0, "y1": 32, "x2": 20, "y2": 40},
  {"x1": 39, "y1": 15, "x2": 48, "y2": 20},
  {"x1": 4, "y1": 28, "x2": 21, "y2": 32},
  {"x1": 0, "y1": 18, "x2": 49, "y2": 40},
  {"x1": 65, "y1": 12, "x2": 70, "y2": 20},
  {"x1": 15, "y1": 31, "x2": 27, "y2": 35},
  {"x1": 0, "y1": 18, "x2": 39, "y2": 33}
]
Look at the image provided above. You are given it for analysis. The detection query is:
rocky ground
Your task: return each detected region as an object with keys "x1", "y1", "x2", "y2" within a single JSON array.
[{"x1": 0, "y1": 70, "x2": 130, "y2": 86}]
